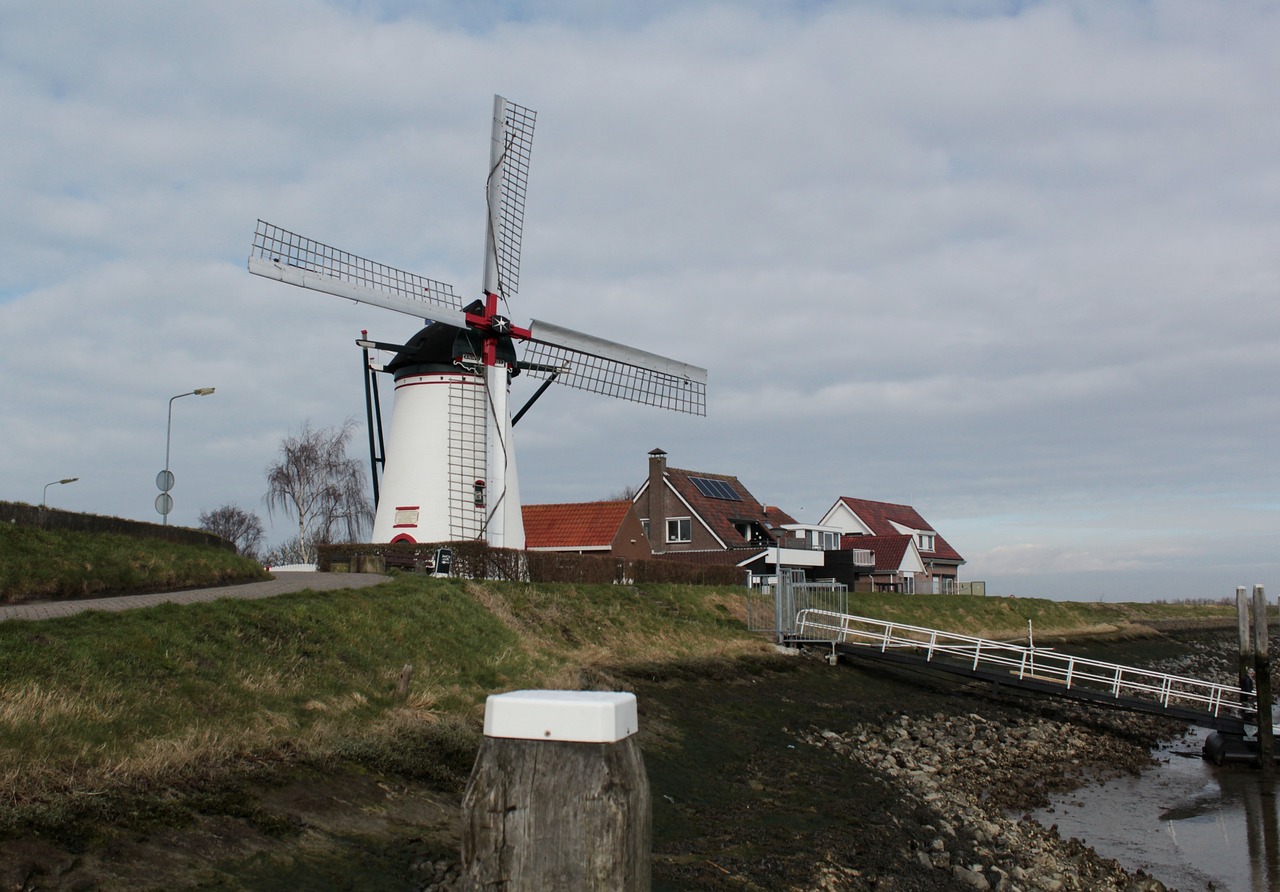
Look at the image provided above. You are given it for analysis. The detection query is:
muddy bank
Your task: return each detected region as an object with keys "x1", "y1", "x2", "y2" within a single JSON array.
[
  {"x1": 634, "y1": 651, "x2": 1182, "y2": 892},
  {"x1": 1, "y1": 634, "x2": 1233, "y2": 891}
]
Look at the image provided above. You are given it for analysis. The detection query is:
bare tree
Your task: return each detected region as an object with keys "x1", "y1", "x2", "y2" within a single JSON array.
[
  {"x1": 198, "y1": 504, "x2": 266, "y2": 559},
  {"x1": 264, "y1": 419, "x2": 372, "y2": 563},
  {"x1": 607, "y1": 484, "x2": 639, "y2": 501},
  {"x1": 261, "y1": 536, "x2": 311, "y2": 568}
]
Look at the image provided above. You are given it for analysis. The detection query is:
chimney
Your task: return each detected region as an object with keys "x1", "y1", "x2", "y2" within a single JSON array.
[{"x1": 646, "y1": 449, "x2": 667, "y2": 551}]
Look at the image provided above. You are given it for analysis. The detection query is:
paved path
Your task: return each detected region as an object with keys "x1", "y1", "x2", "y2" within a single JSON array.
[{"x1": 0, "y1": 572, "x2": 392, "y2": 622}]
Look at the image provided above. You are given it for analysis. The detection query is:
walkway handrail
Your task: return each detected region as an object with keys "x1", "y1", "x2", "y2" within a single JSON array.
[{"x1": 797, "y1": 609, "x2": 1251, "y2": 718}]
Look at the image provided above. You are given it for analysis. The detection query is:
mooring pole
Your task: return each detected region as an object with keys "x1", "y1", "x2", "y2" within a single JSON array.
[
  {"x1": 1252, "y1": 585, "x2": 1274, "y2": 775},
  {"x1": 461, "y1": 690, "x2": 651, "y2": 891},
  {"x1": 1239, "y1": 586, "x2": 1254, "y2": 690}
]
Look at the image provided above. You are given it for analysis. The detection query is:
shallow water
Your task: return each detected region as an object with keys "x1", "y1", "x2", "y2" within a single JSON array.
[{"x1": 1028, "y1": 727, "x2": 1280, "y2": 892}]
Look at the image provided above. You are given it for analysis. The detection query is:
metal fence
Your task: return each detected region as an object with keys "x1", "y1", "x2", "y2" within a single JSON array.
[
  {"x1": 746, "y1": 569, "x2": 848, "y2": 639},
  {"x1": 796, "y1": 609, "x2": 1250, "y2": 718}
]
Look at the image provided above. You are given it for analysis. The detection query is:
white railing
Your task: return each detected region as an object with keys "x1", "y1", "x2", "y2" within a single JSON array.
[{"x1": 796, "y1": 609, "x2": 1251, "y2": 718}]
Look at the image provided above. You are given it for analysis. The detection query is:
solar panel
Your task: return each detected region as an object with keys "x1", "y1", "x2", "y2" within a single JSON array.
[{"x1": 689, "y1": 476, "x2": 741, "y2": 501}]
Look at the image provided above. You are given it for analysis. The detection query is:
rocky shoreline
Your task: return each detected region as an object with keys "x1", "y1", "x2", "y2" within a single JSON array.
[
  {"x1": 802, "y1": 708, "x2": 1175, "y2": 891},
  {"x1": 425, "y1": 651, "x2": 1197, "y2": 892}
]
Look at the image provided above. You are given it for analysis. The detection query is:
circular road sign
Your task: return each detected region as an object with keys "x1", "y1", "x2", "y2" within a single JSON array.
[
  {"x1": 156, "y1": 470, "x2": 175, "y2": 493},
  {"x1": 155, "y1": 492, "x2": 173, "y2": 516}
]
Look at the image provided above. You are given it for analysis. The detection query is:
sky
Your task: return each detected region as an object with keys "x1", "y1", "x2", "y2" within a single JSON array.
[{"x1": 3, "y1": 0, "x2": 1280, "y2": 601}]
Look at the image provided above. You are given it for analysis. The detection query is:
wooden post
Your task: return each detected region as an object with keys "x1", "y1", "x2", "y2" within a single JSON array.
[
  {"x1": 1253, "y1": 585, "x2": 1274, "y2": 775},
  {"x1": 461, "y1": 691, "x2": 651, "y2": 891},
  {"x1": 1239, "y1": 585, "x2": 1253, "y2": 690}
]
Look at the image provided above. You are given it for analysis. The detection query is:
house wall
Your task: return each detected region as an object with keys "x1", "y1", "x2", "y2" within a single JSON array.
[{"x1": 611, "y1": 508, "x2": 653, "y2": 560}]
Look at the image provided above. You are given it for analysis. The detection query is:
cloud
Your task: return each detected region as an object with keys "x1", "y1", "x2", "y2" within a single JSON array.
[{"x1": 3, "y1": 1, "x2": 1280, "y2": 599}]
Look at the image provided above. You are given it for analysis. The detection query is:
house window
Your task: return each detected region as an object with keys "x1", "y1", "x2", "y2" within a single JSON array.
[
  {"x1": 821, "y1": 531, "x2": 839, "y2": 550},
  {"x1": 902, "y1": 574, "x2": 915, "y2": 594},
  {"x1": 666, "y1": 517, "x2": 691, "y2": 543},
  {"x1": 918, "y1": 533, "x2": 935, "y2": 552},
  {"x1": 640, "y1": 519, "x2": 650, "y2": 537}
]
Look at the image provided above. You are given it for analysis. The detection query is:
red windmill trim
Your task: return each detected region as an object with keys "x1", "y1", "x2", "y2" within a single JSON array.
[{"x1": 465, "y1": 292, "x2": 532, "y2": 367}]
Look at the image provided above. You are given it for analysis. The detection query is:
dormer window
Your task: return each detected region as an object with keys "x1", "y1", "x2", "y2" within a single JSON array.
[{"x1": 918, "y1": 533, "x2": 935, "y2": 551}]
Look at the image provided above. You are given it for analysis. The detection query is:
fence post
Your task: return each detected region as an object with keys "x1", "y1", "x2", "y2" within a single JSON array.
[{"x1": 461, "y1": 690, "x2": 651, "y2": 891}]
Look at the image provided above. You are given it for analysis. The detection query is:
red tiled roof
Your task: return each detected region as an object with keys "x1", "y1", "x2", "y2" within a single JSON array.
[
  {"x1": 522, "y1": 501, "x2": 632, "y2": 549},
  {"x1": 837, "y1": 497, "x2": 964, "y2": 564},
  {"x1": 841, "y1": 534, "x2": 913, "y2": 573}
]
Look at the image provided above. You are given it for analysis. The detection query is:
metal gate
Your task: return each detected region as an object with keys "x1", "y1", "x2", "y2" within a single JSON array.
[{"x1": 746, "y1": 569, "x2": 848, "y2": 640}]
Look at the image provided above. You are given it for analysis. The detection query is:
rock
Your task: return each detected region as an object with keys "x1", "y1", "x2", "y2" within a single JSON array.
[{"x1": 953, "y1": 865, "x2": 991, "y2": 889}]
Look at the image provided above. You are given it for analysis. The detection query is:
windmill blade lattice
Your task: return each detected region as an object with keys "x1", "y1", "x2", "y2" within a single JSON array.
[
  {"x1": 522, "y1": 319, "x2": 707, "y2": 416},
  {"x1": 250, "y1": 220, "x2": 464, "y2": 320},
  {"x1": 488, "y1": 100, "x2": 537, "y2": 299}
]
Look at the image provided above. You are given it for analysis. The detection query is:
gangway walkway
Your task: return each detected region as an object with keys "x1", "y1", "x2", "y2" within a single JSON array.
[{"x1": 795, "y1": 609, "x2": 1253, "y2": 735}]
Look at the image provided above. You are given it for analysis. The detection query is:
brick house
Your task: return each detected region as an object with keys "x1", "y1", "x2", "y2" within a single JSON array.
[
  {"x1": 630, "y1": 449, "x2": 853, "y2": 581},
  {"x1": 632, "y1": 449, "x2": 795, "y2": 554},
  {"x1": 819, "y1": 497, "x2": 965, "y2": 593}
]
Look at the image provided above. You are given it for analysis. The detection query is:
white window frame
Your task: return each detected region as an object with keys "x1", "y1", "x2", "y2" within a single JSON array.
[
  {"x1": 901, "y1": 573, "x2": 915, "y2": 594},
  {"x1": 918, "y1": 533, "x2": 935, "y2": 552},
  {"x1": 667, "y1": 517, "x2": 692, "y2": 543}
]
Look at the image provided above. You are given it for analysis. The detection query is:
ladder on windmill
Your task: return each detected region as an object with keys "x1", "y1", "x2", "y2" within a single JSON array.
[{"x1": 793, "y1": 608, "x2": 1255, "y2": 735}]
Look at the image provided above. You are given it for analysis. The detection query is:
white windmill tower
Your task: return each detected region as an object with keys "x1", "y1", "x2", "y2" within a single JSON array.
[{"x1": 248, "y1": 96, "x2": 707, "y2": 549}]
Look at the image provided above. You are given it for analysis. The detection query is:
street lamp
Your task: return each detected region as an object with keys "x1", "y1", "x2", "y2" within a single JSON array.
[
  {"x1": 159, "y1": 387, "x2": 216, "y2": 525},
  {"x1": 42, "y1": 477, "x2": 79, "y2": 508}
]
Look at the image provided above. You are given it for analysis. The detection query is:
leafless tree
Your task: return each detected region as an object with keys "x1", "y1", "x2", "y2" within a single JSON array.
[
  {"x1": 261, "y1": 536, "x2": 311, "y2": 568},
  {"x1": 607, "y1": 484, "x2": 639, "y2": 501},
  {"x1": 264, "y1": 419, "x2": 372, "y2": 563},
  {"x1": 198, "y1": 504, "x2": 266, "y2": 559}
]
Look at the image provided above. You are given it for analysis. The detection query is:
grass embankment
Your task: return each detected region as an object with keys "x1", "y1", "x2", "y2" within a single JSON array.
[
  {"x1": 0, "y1": 576, "x2": 757, "y2": 841},
  {"x1": 0, "y1": 576, "x2": 1239, "y2": 849},
  {"x1": 0, "y1": 524, "x2": 268, "y2": 603},
  {"x1": 843, "y1": 591, "x2": 1243, "y2": 641}
]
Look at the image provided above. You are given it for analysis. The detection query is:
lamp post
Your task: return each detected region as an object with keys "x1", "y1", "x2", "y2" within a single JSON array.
[
  {"x1": 41, "y1": 477, "x2": 79, "y2": 508},
  {"x1": 159, "y1": 387, "x2": 215, "y2": 525}
]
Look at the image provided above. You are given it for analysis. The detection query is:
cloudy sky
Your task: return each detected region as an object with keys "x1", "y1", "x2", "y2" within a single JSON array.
[{"x1": 3, "y1": 0, "x2": 1279, "y2": 601}]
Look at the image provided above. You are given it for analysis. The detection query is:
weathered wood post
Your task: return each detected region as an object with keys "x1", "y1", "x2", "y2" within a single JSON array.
[
  {"x1": 461, "y1": 690, "x2": 651, "y2": 891},
  {"x1": 1254, "y1": 585, "x2": 1274, "y2": 775},
  {"x1": 1239, "y1": 585, "x2": 1253, "y2": 691}
]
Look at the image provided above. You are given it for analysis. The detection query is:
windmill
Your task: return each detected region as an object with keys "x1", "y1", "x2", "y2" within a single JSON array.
[{"x1": 248, "y1": 95, "x2": 707, "y2": 549}]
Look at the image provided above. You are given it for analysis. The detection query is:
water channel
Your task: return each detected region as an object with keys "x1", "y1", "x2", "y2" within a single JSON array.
[{"x1": 1029, "y1": 727, "x2": 1279, "y2": 891}]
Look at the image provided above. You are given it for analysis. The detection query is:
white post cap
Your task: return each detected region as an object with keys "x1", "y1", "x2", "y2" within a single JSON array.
[{"x1": 483, "y1": 690, "x2": 639, "y2": 743}]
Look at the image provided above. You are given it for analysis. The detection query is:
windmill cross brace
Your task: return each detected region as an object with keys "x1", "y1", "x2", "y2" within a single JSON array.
[{"x1": 466, "y1": 292, "x2": 532, "y2": 367}]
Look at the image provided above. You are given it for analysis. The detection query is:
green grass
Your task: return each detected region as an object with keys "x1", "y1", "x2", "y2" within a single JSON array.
[
  {"x1": 0, "y1": 524, "x2": 268, "y2": 602},
  {"x1": 0, "y1": 577, "x2": 758, "y2": 803},
  {"x1": 845, "y1": 591, "x2": 1242, "y2": 640},
  {"x1": 0, "y1": 571, "x2": 1243, "y2": 841}
]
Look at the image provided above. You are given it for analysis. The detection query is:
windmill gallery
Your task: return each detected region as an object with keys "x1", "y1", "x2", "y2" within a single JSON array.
[{"x1": 249, "y1": 96, "x2": 707, "y2": 551}]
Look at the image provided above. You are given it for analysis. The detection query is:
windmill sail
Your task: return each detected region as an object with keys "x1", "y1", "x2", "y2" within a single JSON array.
[
  {"x1": 484, "y1": 97, "x2": 537, "y2": 300},
  {"x1": 249, "y1": 220, "x2": 466, "y2": 326},
  {"x1": 523, "y1": 319, "x2": 708, "y2": 416}
]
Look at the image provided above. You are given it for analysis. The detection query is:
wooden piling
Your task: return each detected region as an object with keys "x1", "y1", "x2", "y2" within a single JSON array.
[
  {"x1": 1238, "y1": 585, "x2": 1253, "y2": 690},
  {"x1": 1253, "y1": 585, "x2": 1274, "y2": 776},
  {"x1": 461, "y1": 690, "x2": 651, "y2": 891}
]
